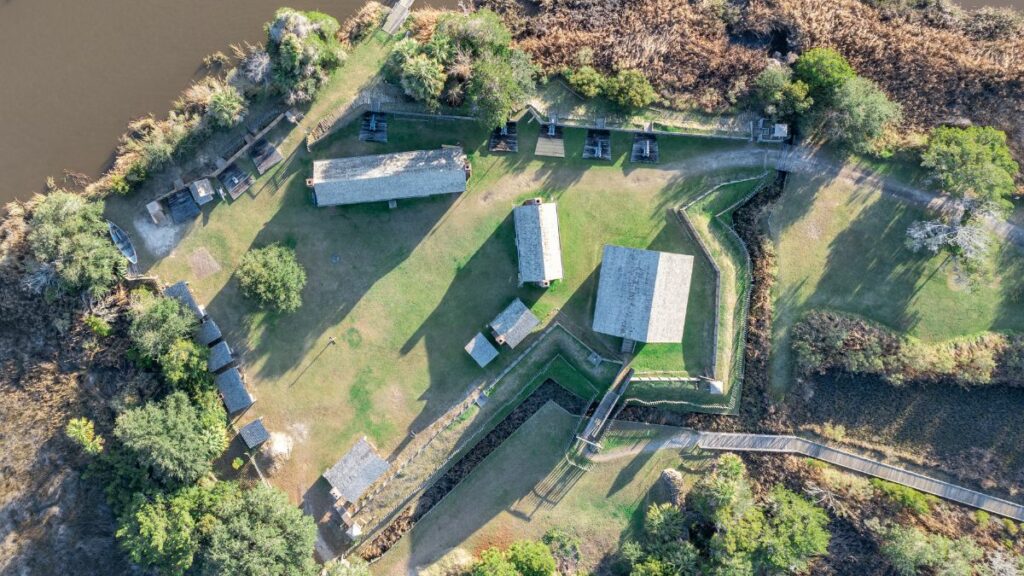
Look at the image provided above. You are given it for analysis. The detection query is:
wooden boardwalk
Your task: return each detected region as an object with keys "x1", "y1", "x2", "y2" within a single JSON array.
[{"x1": 695, "y1": 432, "x2": 1024, "y2": 521}]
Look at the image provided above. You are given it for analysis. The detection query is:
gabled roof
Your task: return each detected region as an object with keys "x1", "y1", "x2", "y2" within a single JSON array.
[
  {"x1": 489, "y1": 298, "x2": 540, "y2": 349},
  {"x1": 208, "y1": 341, "x2": 234, "y2": 374},
  {"x1": 513, "y1": 202, "x2": 563, "y2": 284},
  {"x1": 465, "y1": 332, "x2": 499, "y2": 368},
  {"x1": 239, "y1": 418, "x2": 270, "y2": 449},
  {"x1": 196, "y1": 317, "x2": 222, "y2": 347},
  {"x1": 215, "y1": 368, "x2": 254, "y2": 414},
  {"x1": 592, "y1": 245, "x2": 694, "y2": 343},
  {"x1": 323, "y1": 437, "x2": 390, "y2": 505},
  {"x1": 312, "y1": 147, "x2": 467, "y2": 207},
  {"x1": 163, "y1": 281, "x2": 205, "y2": 320}
]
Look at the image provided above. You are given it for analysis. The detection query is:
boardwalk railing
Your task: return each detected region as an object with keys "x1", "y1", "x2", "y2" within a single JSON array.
[{"x1": 696, "y1": 432, "x2": 1024, "y2": 522}]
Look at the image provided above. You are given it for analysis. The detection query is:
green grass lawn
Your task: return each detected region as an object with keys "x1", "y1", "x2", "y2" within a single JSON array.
[
  {"x1": 104, "y1": 31, "x2": 763, "y2": 499},
  {"x1": 769, "y1": 171, "x2": 1024, "y2": 394},
  {"x1": 374, "y1": 404, "x2": 710, "y2": 575}
]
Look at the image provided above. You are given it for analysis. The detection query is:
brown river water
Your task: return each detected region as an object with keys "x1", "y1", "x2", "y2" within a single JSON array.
[
  {"x1": 0, "y1": 0, "x2": 1018, "y2": 204},
  {"x1": 0, "y1": 0, "x2": 450, "y2": 204}
]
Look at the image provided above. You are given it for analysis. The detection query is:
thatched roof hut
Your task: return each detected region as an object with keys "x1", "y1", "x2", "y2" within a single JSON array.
[
  {"x1": 311, "y1": 147, "x2": 468, "y2": 207},
  {"x1": 513, "y1": 199, "x2": 563, "y2": 287},
  {"x1": 592, "y1": 245, "x2": 694, "y2": 343}
]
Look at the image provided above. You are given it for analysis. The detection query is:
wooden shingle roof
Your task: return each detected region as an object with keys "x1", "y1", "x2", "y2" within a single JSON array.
[
  {"x1": 208, "y1": 341, "x2": 235, "y2": 374},
  {"x1": 239, "y1": 418, "x2": 270, "y2": 449},
  {"x1": 464, "y1": 332, "x2": 499, "y2": 368},
  {"x1": 215, "y1": 367, "x2": 253, "y2": 414},
  {"x1": 312, "y1": 147, "x2": 467, "y2": 207},
  {"x1": 323, "y1": 437, "x2": 390, "y2": 505},
  {"x1": 513, "y1": 201, "x2": 563, "y2": 285},
  {"x1": 592, "y1": 245, "x2": 694, "y2": 343},
  {"x1": 489, "y1": 299, "x2": 540, "y2": 349},
  {"x1": 196, "y1": 318, "x2": 222, "y2": 347}
]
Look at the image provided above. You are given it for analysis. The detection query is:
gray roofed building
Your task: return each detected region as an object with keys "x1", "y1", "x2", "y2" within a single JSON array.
[
  {"x1": 513, "y1": 199, "x2": 563, "y2": 286},
  {"x1": 323, "y1": 437, "x2": 390, "y2": 506},
  {"x1": 465, "y1": 332, "x2": 499, "y2": 367},
  {"x1": 188, "y1": 178, "x2": 216, "y2": 206},
  {"x1": 215, "y1": 368, "x2": 254, "y2": 414},
  {"x1": 239, "y1": 418, "x2": 270, "y2": 449},
  {"x1": 311, "y1": 147, "x2": 468, "y2": 207},
  {"x1": 208, "y1": 341, "x2": 235, "y2": 374},
  {"x1": 489, "y1": 298, "x2": 540, "y2": 349},
  {"x1": 196, "y1": 318, "x2": 223, "y2": 347},
  {"x1": 592, "y1": 245, "x2": 694, "y2": 343},
  {"x1": 164, "y1": 281, "x2": 205, "y2": 320}
]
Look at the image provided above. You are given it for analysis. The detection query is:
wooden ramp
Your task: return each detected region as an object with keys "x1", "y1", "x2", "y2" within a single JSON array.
[{"x1": 696, "y1": 433, "x2": 1024, "y2": 522}]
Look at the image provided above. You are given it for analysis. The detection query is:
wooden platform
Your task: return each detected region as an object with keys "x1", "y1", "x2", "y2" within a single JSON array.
[
  {"x1": 359, "y1": 112, "x2": 388, "y2": 143},
  {"x1": 488, "y1": 121, "x2": 518, "y2": 153},
  {"x1": 583, "y1": 129, "x2": 611, "y2": 161},
  {"x1": 535, "y1": 124, "x2": 565, "y2": 158},
  {"x1": 219, "y1": 163, "x2": 253, "y2": 200},
  {"x1": 250, "y1": 138, "x2": 284, "y2": 175},
  {"x1": 630, "y1": 133, "x2": 659, "y2": 163}
]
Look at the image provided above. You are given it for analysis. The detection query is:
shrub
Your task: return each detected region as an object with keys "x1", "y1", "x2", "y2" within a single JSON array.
[
  {"x1": 826, "y1": 76, "x2": 902, "y2": 153},
  {"x1": 237, "y1": 244, "x2": 307, "y2": 313},
  {"x1": 207, "y1": 84, "x2": 247, "y2": 129},
  {"x1": 920, "y1": 125, "x2": 1019, "y2": 210},
  {"x1": 385, "y1": 38, "x2": 421, "y2": 82},
  {"x1": 114, "y1": 391, "x2": 227, "y2": 486},
  {"x1": 507, "y1": 540, "x2": 557, "y2": 576},
  {"x1": 159, "y1": 338, "x2": 214, "y2": 396},
  {"x1": 871, "y1": 478, "x2": 937, "y2": 515},
  {"x1": 66, "y1": 417, "x2": 105, "y2": 455},
  {"x1": 472, "y1": 548, "x2": 518, "y2": 576},
  {"x1": 434, "y1": 9, "x2": 513, "y2": 56},
  {"x1": 542, "y1": 528, "x2": 581, "y2": 573},
  {"x1": 873, "y1": 521, "x2": 985, "y2": 576},
  {"x1": 761, "y1": 486, "x2": 831, "y2": 573},
  {"x1": 400, "y1": 53, "x2": 446, "y2": 105},
  {"x1": 753, "y1": 64, "x2": 813, "y2": 120},
  {"x1": 565, "y1": 65, "x2": 604, "y2": 98},
  {"x1": 84, "y1": 314, "x2": 113, "y2": 337},
  {"x1": 265, "y1": 8, "x2": 345, "y2": 103},
  {"x1": 467, "y1": 49, "x2": 536, "y2": 129},
  {"x1": 793, "y1": 47, "x2": 855, "y2": 104},
  {"x1": 605, "y1": 69, "x2": 659, "y2": 109},
  {"x1": 116, "y1": 488, "x2": 203, "y2": 574},
  {"x1": 128, "y1": 290, "x2": 197, "y2": 360},
  {"x1": 27, "y1": 191, "x2": 126, "y2": 297}
]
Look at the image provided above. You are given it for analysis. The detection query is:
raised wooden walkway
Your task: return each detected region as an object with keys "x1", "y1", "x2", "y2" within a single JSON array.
[{"x1": 695, "y1": 432, "x2": 1024, "y2": 521}]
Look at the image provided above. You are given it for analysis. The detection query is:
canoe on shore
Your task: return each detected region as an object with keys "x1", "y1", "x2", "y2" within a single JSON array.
[{"x1": 107, "y1": 220, "x2": 138, "y2": 264}]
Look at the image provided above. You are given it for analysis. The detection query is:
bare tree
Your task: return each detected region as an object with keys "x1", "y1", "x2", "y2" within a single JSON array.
[{"x1": 906, "y1": 218, "x2": 990, "y2": 262}]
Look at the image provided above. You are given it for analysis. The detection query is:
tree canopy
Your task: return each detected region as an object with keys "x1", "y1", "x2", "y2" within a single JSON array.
[
  {"x1": 826, "y1": 76, "x2": 902, "y2": 153},
  {"x1": 27, "y1": 191, "x2": 126, "y2": 297},
  {"x1": 468, "y1": 49, "x2": 536, "y2": 130},
  {"x1": 753, "y1": 64, "x2": 813, "y2": 121},
  {"x1": 265, "y1": 8, "x2": 345, "y2": 103},
  {"x1": 114, "y1": 391, "x2": 227, "y2": 486},
  {"x1": 921, "y1": 125, "x2": 1019, "y2": 209},
  {"x1": 237, "y1": 244, "x2": 308, "y2": 313},
  {"x1": 604, "y1": 69, "x2": 659, "y2": 110},
  {"x1": 128, "y1": 290, "x2": 197, "y2": 360},
  {"x1": 793, "y1": 47, "x2": 855, "y2": 104},
  {"x1": 200, "y1": 484, "x2": 318, "y2": 576},
  {"x1": 506, "y1": 540, "x2": 557, "y2": 576}
]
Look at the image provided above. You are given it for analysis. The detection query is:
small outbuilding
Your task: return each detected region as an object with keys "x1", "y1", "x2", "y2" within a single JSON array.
[
  {"x1": 489, "y1": 298, "x2": 540, "y2": 349},
  {"x1": 166, "y1": 189, "x2": 201, "y2": 224},
  {"x1": 196, "y1": 317, "x2": 223, "y2": 347},
  {"x1": 324, "y1": 437, "x2": 390, "y2": 510},
  {"x1": 208, "y1": 341, "x2": 235, "y2": 374},
  {"x1": 592, "y1": 245, "x2": 694, "y2": 343},
  {"x1": 310, "y1": 147, "x2": 468, "y2": 208},
  {"x1": 465, "y1": 332, "x2": 499, "y2": 368},
  {"x1": 513, "y1": 199, "x2": 563, "y2": 287},
  {"x1": 188, "y1": 178, "x2": 216, "y2": 206},
  {"x1": 164, "y1": 281, "x2": 206, "y2": 320},
  {"x1": 239, "y1": 418, "x2": 270, "y2": 449},
  {"x1": 215, "y1": 367, "x2": 254, "y2": 414}
]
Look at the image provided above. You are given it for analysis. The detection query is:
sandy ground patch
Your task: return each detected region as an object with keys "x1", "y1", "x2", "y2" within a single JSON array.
[
  {"x1": 132, "y1": 213, "x2": 188, "y2": 258},
  {"x1": 187, "y1": 247, "x2": 222, "y2": 280}
]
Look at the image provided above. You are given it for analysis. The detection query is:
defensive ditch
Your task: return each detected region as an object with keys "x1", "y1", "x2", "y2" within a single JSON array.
[{"x1": 360, "y1": 379, "x2": 588, "y2": 561}]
